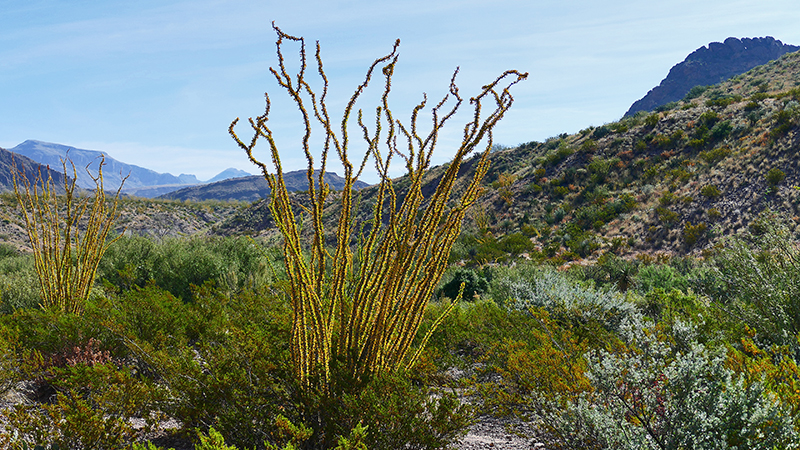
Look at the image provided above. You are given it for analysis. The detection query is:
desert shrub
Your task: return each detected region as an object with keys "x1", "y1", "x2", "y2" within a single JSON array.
[
  {"x1": 151, "y1": 237, "x2": 239, "y2": 301},
  {"x1": 610, "y1": 121, "x2": 629, "y2": 133},
  {"x1": 649, "y1": 133, "x2": 672, "y2": 148},
  {"x1": 106, "y1": 284, "x2": 191, "y2": 351},
  {"x1": 709, "y1": 120, "x2": 732, "y2": 140},
  {"x1": 699, "y1": 184, "x2": 721, "y2": 199},
  {"x1": 0, "y1": 305, "x2": 167, "y2": 449},
  {"x1": 125, "y1": 285, "x2": 467, "y2": 450},
  {"x1": 138, "y1": 287, "x2": 296, "y2": 449},
  {"x1": 659, "y1": 191, "x2": 675, "y2": 206},
  {"x1": 579, "y1": 138, "x2": 598, "y2": 152},
  {"x1": 580, "y1": 253, "x2": 639, "y2": 291},
  {"x1": 450, "y1": 232, "x2": 507, "y2": 265},
  {"x1": 766, "y1": 167, "x2": 786, "y2": 187},
  {"x1": 539, "y1": 319, "x2": 796, "y2": 449},
  {"x1": 682, "y1": 221, "x2": 707, "y2": 247},
  {"x1": 0, "y1": 243, "x2": 17, "y2": 259},
  {"x1": 2, "y1": 306, "x2": 119, "y2": 362},
  {"x1": 0, "y1": 253, "x2": 40, "y2": 313},
  {"x1": 498, "y1": 265, "x2": 637, "y2": 334},
  {"x1": 97, "y1": 234, "x2": 157, "y2": 287},
  {"x1": 634, "y1": 288, "x2": 709, "y2": 330},
  {"x1": 493, "y1": 173, "x2": 516, "y2": 205},
  {"x1": 591, "y1": 125, "x2": 611, "y2": 139},
  {"x1": 769, "y1": 109, "x2": 796, "y2": 140},
  {"x1": 479, "y1": 308, "x2": 594, "y2": 419},
  {"x1": 699, "y1": 145, "x2": 732, "y2": 165},
  {"x1": 1, "y1": 392, "x2": 142, "y2": 449},
  {"x1": 303, "y1": 371, "x2": 471, "y2": 450},
  {"x1": 697, "y1": 110, "x2": 720, "y2": 128},
  {"x1": 728, "y1": 332, "x2": 800, "y2": 428},
  {"x1": 99, "y1": 235, "x2": 274, "y2": 300},
  {"x1": 655, "y1": 207, "x2": 678, "y2": 225},
  {"x1": 709, "y1": 213, "x2": 800, "y2": 347},
  {"x1": 586, "y1": 157, "x2": 619, "y2": 184},
  {"x1": 195, "y1": 427, "x2": 241, "y2": 450},
  {"x1": 438, "y1": 267, "x2": 489, "y2": 301},
  {"x1": 654, "y1": 101, "x2": 678, "y2": 112},
  {"x1": 683, "y1": 85, "x2": 709, "y2": 100},
  {"x1": 573, "y1": 195, "x2": 636, "y2": 232},
  {"x1": 705, "y1": 95, "x2": 741, "y2": 108},
  {"x1": 558, "y1": 224, "x2": 600, "y2": 258},
  {"x1": 421, "y1": 299, "x2": 533, "y2": 369},
  {"x1": 634, "y1": 264, "x2": 690, "y2": 294},
  {"x1": 544, "y1": 142, "x2": 575, "y2": 166},
  {"x1": 496, "y1": 232, "x2": 537, "y2": 256},
  {"x1": 644, "y1": 112, "x2": 659, "y2": 128},
  {"x1": 0, "y1": 327, "x2": 20, "y2": 397}
]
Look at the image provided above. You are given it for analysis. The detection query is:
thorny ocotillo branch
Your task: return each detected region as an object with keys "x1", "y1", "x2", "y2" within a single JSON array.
[{"x1": 230, "y1": 22, "x2": 527, "y2": 389}]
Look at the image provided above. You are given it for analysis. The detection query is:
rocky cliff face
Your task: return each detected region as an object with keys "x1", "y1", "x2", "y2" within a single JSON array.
[{"x1": 625, "y1": 37, "x2": 799, "y2": 116}]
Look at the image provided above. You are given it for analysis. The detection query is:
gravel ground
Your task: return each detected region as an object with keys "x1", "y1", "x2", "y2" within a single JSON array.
[{"x1": 453, "y1": 416, "x2": 544, "y2": 450}]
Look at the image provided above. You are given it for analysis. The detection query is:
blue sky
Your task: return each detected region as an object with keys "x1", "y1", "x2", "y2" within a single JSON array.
[{"x1": 2, "y1": 0, "x2": 800, "y2": 182}]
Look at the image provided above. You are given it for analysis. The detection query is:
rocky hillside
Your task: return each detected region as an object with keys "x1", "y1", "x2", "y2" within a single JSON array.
[
  {"x1": 0, "y1": 193, "x2": 246, "y2": 252},
  {"x1": 626, "y1": 37, "x2": 798, "y2": 116},
  {"x1": 217, "y1": 49, "x2": 800, "y2": 264},
  {"x1": 0, "y1": 147, "x2": 69, "y2": 194}
]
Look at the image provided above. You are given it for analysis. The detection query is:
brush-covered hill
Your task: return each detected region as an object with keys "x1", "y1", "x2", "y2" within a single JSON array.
[{"x1": 216, "y1": 49, "x2": 800, "y2": 265}]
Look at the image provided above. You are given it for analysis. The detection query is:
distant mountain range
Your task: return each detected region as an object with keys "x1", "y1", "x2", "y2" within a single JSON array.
[
  {"x1": 1, "y1": 140, "x2": 368, "y2": 201},
  {"x1": 159, "y1": 171, "x2": 371, "y2": 202},
  {"x1": 6, "y1": 140, "x2": 252, "y2": 197},
  {"x1": 626, "y1": 37, "x2": 799, "y2": 116}
]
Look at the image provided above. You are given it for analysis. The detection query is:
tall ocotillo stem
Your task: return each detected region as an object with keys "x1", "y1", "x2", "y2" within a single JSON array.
[{"x1": 230, "y1": 23, "x2": 526, "y2": 390}]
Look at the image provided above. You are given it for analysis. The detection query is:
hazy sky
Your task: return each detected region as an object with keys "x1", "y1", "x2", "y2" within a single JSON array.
[{"x1": 2, "y1": 0, "x2": 800, "y2": 182}]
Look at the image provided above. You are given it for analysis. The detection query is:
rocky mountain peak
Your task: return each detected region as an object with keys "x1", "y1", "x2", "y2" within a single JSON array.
[{"x1": 625, "y1": 36, "x2": 799, "y2": 116}]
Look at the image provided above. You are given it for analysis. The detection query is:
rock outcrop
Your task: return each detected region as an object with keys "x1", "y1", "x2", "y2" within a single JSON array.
[{"x1": 625, "y1": 37, "x2": 799, "y2": 116}]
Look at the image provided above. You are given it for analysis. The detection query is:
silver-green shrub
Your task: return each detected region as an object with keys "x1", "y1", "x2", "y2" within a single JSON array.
[
  {"x1": 498, "y1": 265, "x2": 637, "y2": 332},
  {"x1": 540, "y1": 317, "x2": 797, "y2": 449}
]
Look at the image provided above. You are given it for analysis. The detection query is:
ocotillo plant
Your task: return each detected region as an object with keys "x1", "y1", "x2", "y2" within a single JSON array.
[
  {"x1": 230, "y1": 24, "x2": 526, "y2": 390},
  {"x1": 13, "y1": 157, "x2": 125, "y2": 315}
]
